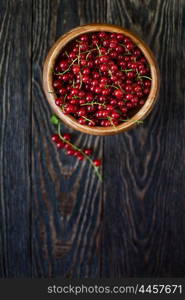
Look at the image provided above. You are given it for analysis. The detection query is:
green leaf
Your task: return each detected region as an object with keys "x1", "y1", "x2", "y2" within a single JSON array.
[{"x1": 51, "y1": 115, "x2": 59, "y2": 125}]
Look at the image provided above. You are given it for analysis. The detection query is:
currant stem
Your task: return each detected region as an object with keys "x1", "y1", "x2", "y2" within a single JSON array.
[
  {"x1": 138, "y1": 75, "x2": 152, "y2": 80},
  {"x1": 105, "y1": 84, "x2": 119, "y2": 89},
  {"x1": 122, "y1": 69, "x2": 133, "y2": 72},
  {"x1": 107, "y1": 116, "x2": 117, "y2": 130},
  {"x1": 78, "y1": 45, "x2": 81, "y2": 65},
  {"x1": 118, "y1": 84, "x2": 124, "y2": 92},
  {"x1": 55, "y1": 58, "x2": 78, "y2": 75},
  {"x1": 79, "y1": 72, "x2": 83, "y2": 88},
  {"x1": 57, "y1": 122, "x2": 102, "y2": 181},
  {"x1": 95, "y1": 43, "x2": 102, "y2": 56},
  {"x1": 81, "y1": 102, "x2": 106, "y2": 107},
  {"x1": 82, "y1": 116, "x2": 93, "y2": 123}
]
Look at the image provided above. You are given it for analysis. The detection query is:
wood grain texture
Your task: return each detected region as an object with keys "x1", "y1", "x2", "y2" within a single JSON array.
[
  {"x1": 0, "y1": 0, "x2": 185, "y2": 278},
  {"x1": 31, "y1": 0, "x2": 103, "y2": 277},
  {"x1": 0, "y1": 0, "x2": 32, "y2": 276},
  {"x1": 99, "y1": 0, "x2": 185, "y2": 277}
]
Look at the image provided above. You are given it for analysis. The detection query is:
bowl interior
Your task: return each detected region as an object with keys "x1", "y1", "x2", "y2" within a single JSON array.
[{"x1": 43, "y1": 24, "x2": 160, "y2": 135}]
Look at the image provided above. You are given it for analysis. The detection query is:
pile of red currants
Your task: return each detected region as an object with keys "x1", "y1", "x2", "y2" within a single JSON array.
[{"x1": 52, "y1": 31, "x2": 152, "y2": 127}]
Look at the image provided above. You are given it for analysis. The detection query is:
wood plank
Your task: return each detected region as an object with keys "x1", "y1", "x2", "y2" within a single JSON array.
[
  {"x1": 31, "y1": 0, "x2": 103, "y2": 277},
  {"x1": 0, "y1": 0, "x2": 32, "y2": 277},
  {"x1": 1, "y1": 0, "x2": 184, "y2": 278},
  {"x1": 101, "y1": 0, "x2": 185, "y2": 277}
]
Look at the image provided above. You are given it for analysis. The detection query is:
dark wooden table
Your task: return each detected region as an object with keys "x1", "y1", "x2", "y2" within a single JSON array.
[{"x1": 0, "y1": 0, "x2": 185, "y2": 278}]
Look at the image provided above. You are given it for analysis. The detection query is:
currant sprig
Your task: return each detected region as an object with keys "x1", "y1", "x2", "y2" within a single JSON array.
[{"x1": 51, "y1": 115, "x2": 102, "y2": 182}]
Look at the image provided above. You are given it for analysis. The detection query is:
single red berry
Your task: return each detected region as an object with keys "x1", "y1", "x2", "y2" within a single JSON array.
[
  {"x1": 115, "y1": 45, "x2": 124, "y2": 53},
  {"x1": 86, "y1": 93, "x2": 93, "y2": 102},
  {"x1": 136, "y1": 91, "x2": 143, "y2": 98},
  {"x1": 126, "y1": 102, "x2": 134, "y2": 109},
  {"x1": 134, "y1": 49, "x2": 141, "y2": 56},
  {"x1": 100, "y1": 77, "x2": 108, "y2": 84},
  {"x1": 59, "y1": 60, "x2": 68, "y2": 71},
  {"x1": 110, "y1": 99, "x2": 117, "y2": 106},
  {"x1": 144, "y1": 80, "x2": 151, "y2": 87},
  {"x1": 66, "y1": 149, "x2": 75, "y2": 156},
  {"x1": 101, "y1": 120, "x2": 106, "y2": 126},
  {"x1": 64, "y1": 144, "x2": 72, "y2": 150},
  {"x1": 143, "y1": 88, "x2": 150, "y2": 95},
  {"x1": 72, "y1": 64, "x2": 80, "y2": 74},
  {"x1": 110, "y1": 51, "x2": 117, "y2": 58},
  {"x1": 91, "y1": 79, "x2": 99, "y2": 87},
  {"x1": 121, "y1": 107, "x2": 128, "y2": 113},
  {"x1": 53, "y1": 80, "x2": 62, "y2": 89},
  {"x1": 58, "y1": 87, "x2": 67, "y2": 95},
  {"x1": 117, "y1": 101, "x2": 124, "y2": 107},
  {"x1": 126, "y1": 94, "x2": 133, "y2": 101},
  {"x1": 116, "y1": 33, "x2": 124, "y2": 41},
  {"x1": 98, "y1": 32, "x2": 107, "y2": 39},
  {"x1": 51, "y1": 134, "x2": 60, "y2": 143},
  {"x1": 80, "y1": 34, "x2": 88, "y2": 42},
  {"x1": 62, "y1": 73, "x2": 70, "y2": 81},
  {"x1": 114, "y1": 89, "x2": 123, "y2": 99},
  {"x1": 99, "y1": 55, "x2": 109, "y2": 63},
  {"x1": 139, "y1": 100, "x2": 145, "y2": 105},
  {"x1": 102, "y1": 88, "x2": 111, "y2": 96},
  {"x1": 111, "y1": 119, "x2": 119, "y2": 126},
  {"x1": 56, "y1": 141, "x2": 65, "y2": 149},
  {"x1": 94, "y1": 87, "x2": 102, "y2": 94},
  {"x1": 84, "y1": 148, "x2": 93, "y2": 155},
  {"x1": 69, "y1": 52, "x2": 76, "y2": 59},
  {"x1": 109, "y1": 41, "x2": 118, "y2": 49},
  {"x1": 63, "y1": 133, "x2": 71, "y2": 141},
  {"x1": 82, "y1": 75, "x2": 90, "y2": 83},
  {"x1": 55, "y1": 98, "x2": 63, "y2": 107},
  {"x1": 65, "y1": 104, "x2": 77, "y2": 114},
  {"x1": 104, "y1": 120, "x2": 111, "y2": 127},
  {"x1": 87, "y1": 60, "x2": 93, "y2": 68},
  {"x1": 140, "y1": 69, "x2": 148, "y2": 75},
  {"x1": 125, "y1": 42, "x2": 134, "y2": 50},
  {"x1": 79, "y1": 99, "x2": 86, "y2": 105},
  {"x1": 78, "y1": 117, "x2": 87, "y2": 125},
  {"x1": 87, "y1": 105, "x2": 95, "y2": 112},
  {"x1": 93, "y1": 159, "x2": 102, "y2": 166},
  {"x1": 78, "y1": 91, "x2": 86, "y2": 98},
  {"x1": 127, "y1": 71, "x2": 136, "y2": 79},
  {"x1": 81, "y1": 59, "x2": 87, "y2": 66},
  {"x1": 110, "y1": 64, "x2": 118, "y2": 72},
  {"x1": 95, "y1": 57, "x2": 100, "y2": 65},
  {"x1": 82, "y1": 67, "x2": 90, "y2": 75},
  {"x1": 77, "y1": 153, "x2": 84, "y2": 160},
  {"x1": 70, "y1": 99, "x2": 78, "y2": 105},
  {"x1": 92, "y1": 71, "x2": 100, "y2": 79},
  {"x1": 111, "y1": 112, "x2": 120, "y2": 119},
  {"x1": 134, "y1": 85, "x2": 142, "y2": 92},
  {"x1": 106, "y1": 105, "x2": 114, "y2": 111},
  {"x1": 71, "y1": 88, "x2": 79, "y2": 96},
  {"x1": 88, "y1": 120, "x2": 96, "y2": 127},
  {"x1": 78, "y1": 108, "x2": 86, "y2": 117},
  {"x1": 100, "y1": 64, "x2": 109, "y2": 72}
]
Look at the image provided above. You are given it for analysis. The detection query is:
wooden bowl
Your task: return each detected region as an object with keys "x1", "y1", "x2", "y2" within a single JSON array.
[{"x1": 43, "y1": 24, "x2": 160, "y2": 136}]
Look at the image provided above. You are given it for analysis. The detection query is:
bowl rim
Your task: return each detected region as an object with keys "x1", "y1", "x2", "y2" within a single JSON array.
[{"x1": 43, "y1": 23, "x2": 160, "y2": 136}]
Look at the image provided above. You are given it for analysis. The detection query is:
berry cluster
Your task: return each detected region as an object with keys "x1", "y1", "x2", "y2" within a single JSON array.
[
  {"x1": 51, "y1": 116, "x2": 102, "y2": 181},
  {"x1": 52, "y1": 31, "x2": 152, "y2": 127}
]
